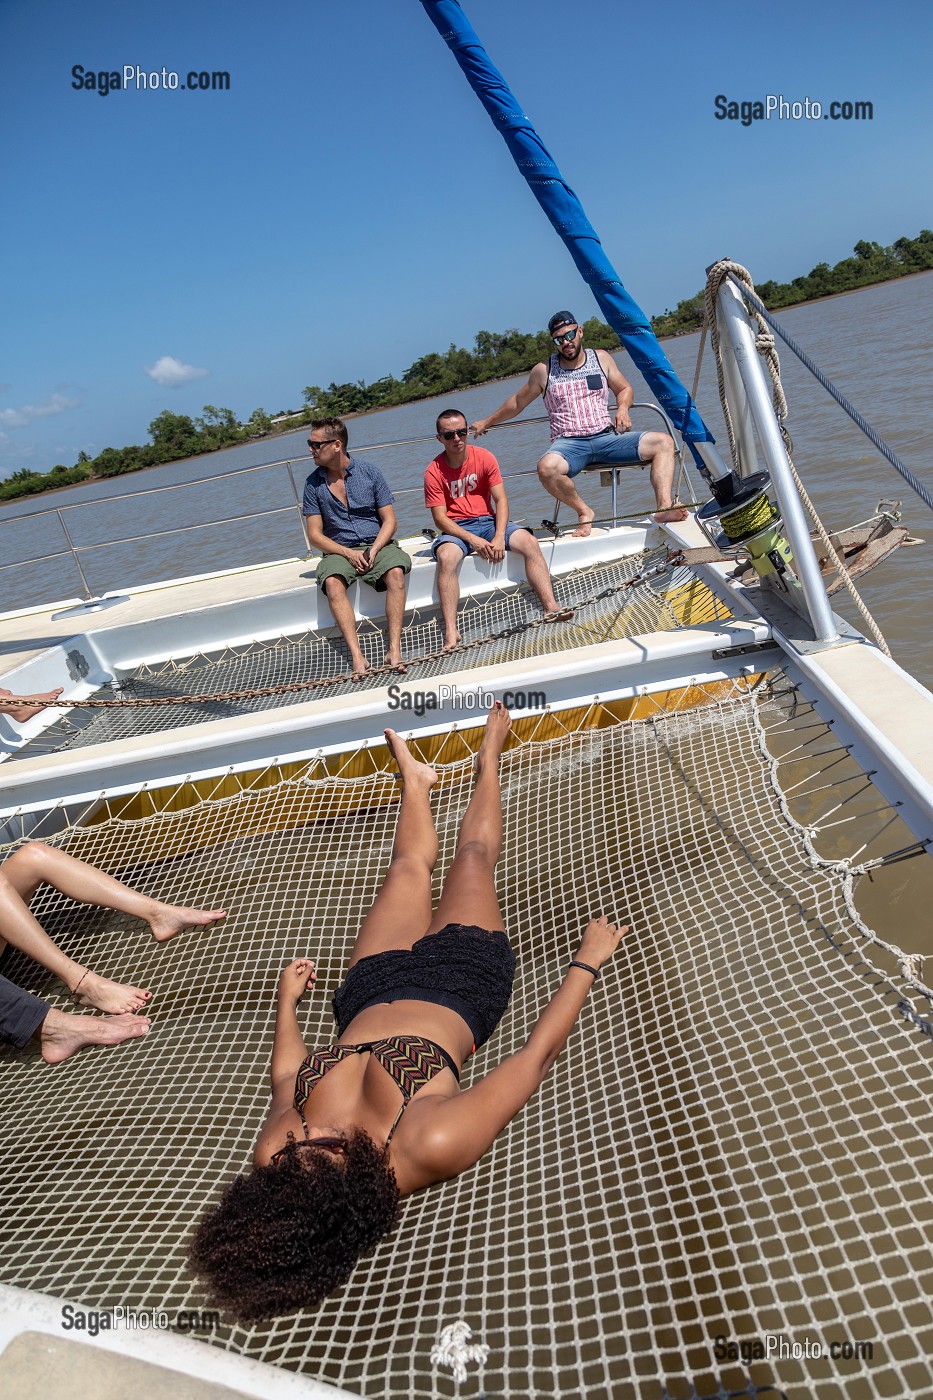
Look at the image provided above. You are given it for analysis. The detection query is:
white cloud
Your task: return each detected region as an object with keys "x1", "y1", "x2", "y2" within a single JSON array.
[
  {"x1": 145, "y1": 355, "x2": 210, "y2": 388},
  {"x1": 0, "y1": 392, "x2": 80, "y2": 431}
]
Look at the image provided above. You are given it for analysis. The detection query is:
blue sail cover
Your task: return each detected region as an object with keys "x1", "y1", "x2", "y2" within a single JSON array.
[{"x1": 419, "y1": 0, "x2": 715, "y2": 452}]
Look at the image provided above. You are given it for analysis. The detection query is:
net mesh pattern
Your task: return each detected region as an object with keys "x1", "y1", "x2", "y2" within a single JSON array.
[
  {"x1": 2, "y1": 692, "x2": 932, "y2": 1400},
  {"x1": 13, "y1": 551, "x2": 730, "y2": 756}
]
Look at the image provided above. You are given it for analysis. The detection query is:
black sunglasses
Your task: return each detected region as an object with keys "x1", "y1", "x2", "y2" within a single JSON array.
[
  {"x1": 441, "y1": 428, "x2": 469, "y2": 440},
  {"x1": 308, "y1": 438, "x2": 335, "y2": 451},
  {"x1": 553, "y1": 327, "x2": 579, "y2": 345}
]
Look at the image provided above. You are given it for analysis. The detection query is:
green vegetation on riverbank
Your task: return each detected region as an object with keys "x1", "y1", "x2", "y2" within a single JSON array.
[
  {"x1": 651, "y1": 231, "x2": 933, "y2": 336},
  {"x1": 3, "y1": 231, "x2": 931, "y2": 505}
]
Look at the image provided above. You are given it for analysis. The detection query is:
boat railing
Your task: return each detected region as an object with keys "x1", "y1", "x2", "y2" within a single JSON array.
[{"x1": 0, "y1": 409, "x2": 679, "y2": 614}]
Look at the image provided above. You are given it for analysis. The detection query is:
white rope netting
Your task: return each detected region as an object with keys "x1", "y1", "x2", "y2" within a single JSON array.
[
  {"x1": 2, "y1": 690, "x2": 932, "y2": 1399},
  {"x1": 11, "y1": 552, "x2": 728, "y2": 758}
]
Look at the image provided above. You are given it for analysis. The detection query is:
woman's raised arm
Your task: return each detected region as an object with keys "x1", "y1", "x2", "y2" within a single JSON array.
[{"x1": 269, "y1": 957, "x2": 316, "y2": 1094}]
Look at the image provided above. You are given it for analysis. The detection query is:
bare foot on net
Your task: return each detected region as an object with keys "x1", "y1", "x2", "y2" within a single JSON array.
[
  {"x1": 474, "y1": 700, "x2": 512, "y2": 776},
  {"x1": 40, "y1": 1009, "x2": 151, "y2": 1064},
  {"x1": 442, "y1": 632, "x2": 462, "y2": 652},
  {"x1": 70, "y1": 969, "x2": 151, "y2": 1015},
  {"x1": 148, "y1": 904, "x2": 227, "y2": 943},
  {"x1": 543, "y1": 607, "x2": 574, "y2": 623},
  {"x1": 385, "y1": 651, "x2": 408, "y2": 674},
  {"x1": 350, "y1": 659, "x2": 372, "y2": 682},
  {"x1": 0, "y1": 686, "x2": 65, "y2": 724},
  {"x1": 384, "y1": 729, "x2": 438, "y2": 790}
]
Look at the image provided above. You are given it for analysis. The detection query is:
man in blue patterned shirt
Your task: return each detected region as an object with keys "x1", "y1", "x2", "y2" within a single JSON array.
[{"x1": 302, "y1": 417, "x2": 411, "y2": 677}]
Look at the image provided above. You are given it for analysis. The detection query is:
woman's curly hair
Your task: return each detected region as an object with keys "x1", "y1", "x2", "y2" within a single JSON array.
[{"x1": 188, "y1": 1130, "x2": 400, "y2": 1323}]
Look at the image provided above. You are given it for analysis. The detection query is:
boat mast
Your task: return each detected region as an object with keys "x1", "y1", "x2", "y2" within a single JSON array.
[{"x1": 418, "y1": 0, "x2": 735, "y2": 496}]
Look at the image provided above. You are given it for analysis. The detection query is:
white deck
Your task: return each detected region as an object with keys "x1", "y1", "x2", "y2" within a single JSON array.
[{"x1": 0, "y1": 1285, "x2": 352, "y2": 1400}]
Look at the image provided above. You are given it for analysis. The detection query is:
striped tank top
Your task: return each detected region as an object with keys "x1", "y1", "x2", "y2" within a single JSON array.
[{"x1": 543, "y1": 347, "x2": 612, "y2": 440}]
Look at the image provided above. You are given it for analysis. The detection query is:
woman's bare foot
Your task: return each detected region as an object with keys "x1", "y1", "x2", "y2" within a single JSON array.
[
  {"x1": 148, "y1": 904, "x2": 227, "y2": 943},
  {"x1": 0, "y1": 686, "x2": 65, "y2": 724},
  {"x1": 70, "y1": 968, "x2": 151, "y2": 1015},
  {"x1": 384, "y1": 729, "x2": 438, "y2": 789},
  {"x1": 572, "y1": 508, "x2": 595, "y2": 538},
  {"x1": 40, "y1": 1008, "x2": 151, "y2": 1064},
  {"x1": 475, "y1": 700, "x2": 512, "y2": 776}
]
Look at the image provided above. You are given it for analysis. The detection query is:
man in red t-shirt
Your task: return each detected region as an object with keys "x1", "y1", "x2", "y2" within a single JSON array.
[{"x1": 424, "y1": 408, "x2": 569, "y2": 649}]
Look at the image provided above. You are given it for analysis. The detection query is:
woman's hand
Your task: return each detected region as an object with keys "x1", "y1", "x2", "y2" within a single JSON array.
[
  {"x1": 575, "y1": 915, "x2": 629, "y2": 970},
  {"x1": 278, "y1": 957, "x2": 316, "y2": 1005}
]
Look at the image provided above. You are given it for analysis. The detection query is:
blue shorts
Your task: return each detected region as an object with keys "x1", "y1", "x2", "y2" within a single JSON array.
[
  {"x1": 549, "y1": 428, "x2": 647, "y2": 478},
  {"x1": 430, "y1": 515, "x2": 532, "y2": 559}
]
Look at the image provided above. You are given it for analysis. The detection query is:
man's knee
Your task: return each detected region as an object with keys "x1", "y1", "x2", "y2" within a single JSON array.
[
  {"x1": 323, "y1": 575, "x2": 347, "y2": 599},
  {"x1": 383, "y1": 567, "x2": 405, "y2": 591},
  {"x1": 436, "y1": 543, "x2": 463, "y2": 572},
  {"x1": 641, "y1": 431, "x2": 674, "y2": 462},
  {"x1": 509, "y1": 530, "x2": 539, "y2": 559},
  {"x1": 537, "y1": 452, "x2": 568, "y2": 483}
]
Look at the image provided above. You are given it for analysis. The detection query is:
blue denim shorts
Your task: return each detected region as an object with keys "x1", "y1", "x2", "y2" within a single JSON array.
[
  {"x1": 430, "y1": 514, "x2": 533, "y2": 558},
  {"x1": 549, "y1": 428, "x2": 646, "y2": 478}
]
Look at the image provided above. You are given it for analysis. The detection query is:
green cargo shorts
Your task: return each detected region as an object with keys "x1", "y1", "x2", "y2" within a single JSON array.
[{"x1": 315, "y1": 539, "x2": 412, "y2": 593}]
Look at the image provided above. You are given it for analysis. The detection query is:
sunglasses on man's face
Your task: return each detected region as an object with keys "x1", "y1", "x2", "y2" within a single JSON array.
[
  {"x1": 553, "y1": 327, "x2": 579, "y2": 346},
  {"x1": 441, "y1": 428, "x2": 469, "y2": 441},
  {"x1": 308, "y1": 438, "x2": 335, "y2": 451}
]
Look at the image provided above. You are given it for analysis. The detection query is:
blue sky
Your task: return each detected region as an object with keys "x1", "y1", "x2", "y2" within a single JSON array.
[{"x1": 1, "y1": 0, "x2": 929, "y2": 478}]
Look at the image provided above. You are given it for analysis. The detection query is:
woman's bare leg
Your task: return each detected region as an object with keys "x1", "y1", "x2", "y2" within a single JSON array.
[
  {"x1": 348, "y1": 734, "x2": 439, "y2": 967},
  {"x1": 0, "y1": 843, "x2": 226, "y2": 1014},
  {"x1": 426, "y1": 702, "x2": 511, "y2": 934}
]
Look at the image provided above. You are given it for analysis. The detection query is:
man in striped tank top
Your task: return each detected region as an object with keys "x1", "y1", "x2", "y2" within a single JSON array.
[{"x1": 472, "y1": 311, "x2": 688, "y2": 537}]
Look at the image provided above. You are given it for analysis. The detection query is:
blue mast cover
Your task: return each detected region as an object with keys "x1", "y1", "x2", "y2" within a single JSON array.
[{"x1": 419, "y1": 0, "x2": 714, "y2": 449}]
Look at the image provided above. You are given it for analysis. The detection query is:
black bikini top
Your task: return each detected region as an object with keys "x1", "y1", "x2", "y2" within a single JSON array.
[{"x1": 293, "y1": 1035, "x2": 460, "y2": 1147}]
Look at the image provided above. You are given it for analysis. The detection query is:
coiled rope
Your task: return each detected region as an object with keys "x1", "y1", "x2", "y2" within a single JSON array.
[{"x1": 727, "y1": 272, "x2": 933, "y2": 518}]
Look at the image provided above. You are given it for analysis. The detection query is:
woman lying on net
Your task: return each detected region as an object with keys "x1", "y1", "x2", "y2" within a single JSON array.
[
  {"x1": 0, "y1": 840, "x2": 226, "y2": 1023},
  {"x1": 189, "y1": 702, "x2": 626, "y2": 1323}
]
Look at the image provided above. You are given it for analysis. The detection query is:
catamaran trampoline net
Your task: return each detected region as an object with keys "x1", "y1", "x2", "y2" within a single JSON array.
[
  {"x1": 2, "y1": 689, "x2": 933, "y2": 1400},
  {"x1": 11, "y1": 550, "x2": 729, "y2": 757}
]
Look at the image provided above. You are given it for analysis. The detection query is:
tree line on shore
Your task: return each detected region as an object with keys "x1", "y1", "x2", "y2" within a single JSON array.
[{"x1": 3, "y1": 231, "x2": 931, "y2": 505}]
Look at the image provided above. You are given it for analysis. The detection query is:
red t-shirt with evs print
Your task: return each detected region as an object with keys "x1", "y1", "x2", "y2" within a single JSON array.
[{"x1": 423, "y1": 445, "x2": 503, "y2": 521}]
